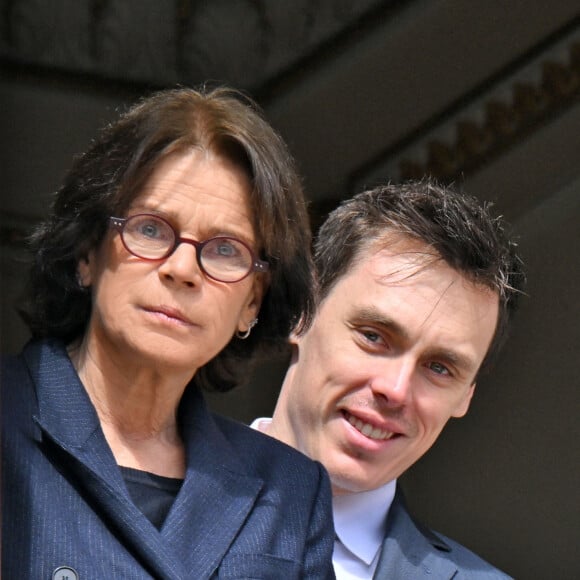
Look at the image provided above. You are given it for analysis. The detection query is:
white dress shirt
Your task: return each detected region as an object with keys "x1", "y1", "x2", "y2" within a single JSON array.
[
  {"x1": 250, "y1": 417, "x2": 396, "y2": 580},
  {"x1": 332, "y1": 481, "x2": 396, "y2": 579}
]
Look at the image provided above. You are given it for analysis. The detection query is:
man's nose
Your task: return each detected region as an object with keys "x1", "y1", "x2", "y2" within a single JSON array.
[{"x1": 369, "y1": 357, "x2": 414, "y2": 407}]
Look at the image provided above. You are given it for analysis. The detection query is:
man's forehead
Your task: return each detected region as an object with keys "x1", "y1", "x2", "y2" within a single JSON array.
[
  {"x1": 351, "y1": 236, "x2": 442, "y2": 282},
  {"x1": 332, "y1": 239, "x2": 500, "y2": 326}
]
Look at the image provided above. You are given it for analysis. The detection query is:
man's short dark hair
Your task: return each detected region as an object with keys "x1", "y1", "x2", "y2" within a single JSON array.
[{"x1": 314, "y1": 179, "x2": 525, "y2": 370}]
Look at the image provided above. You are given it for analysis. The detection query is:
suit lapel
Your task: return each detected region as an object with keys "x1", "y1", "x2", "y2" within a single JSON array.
[
  {"x1": 29, "y1": 340, "x2": 265, "y2": 578},
  {"x1": 38, "y1": 427, "x2": 188, "y2": 578},
  {"x1": 373, "y1": 488, "x2": 457, "y2": 579},
  {"x1": 29, "y1": 340, "x2": 188, "y2": 579},
  {"x1": 161, "y1": 386, "x2": 264, "y2": 578}
]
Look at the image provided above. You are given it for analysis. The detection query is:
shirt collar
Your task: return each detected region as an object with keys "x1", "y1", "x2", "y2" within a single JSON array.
[
  {"x1": 333, "y1": 479, "x2": 397, "y2": 565},
  {"x1": 250, "y1": 418, "x2": 397, "y2": 565},
  {"x1": 250, "y1": 417, "x2": 271, "y2": 433}
]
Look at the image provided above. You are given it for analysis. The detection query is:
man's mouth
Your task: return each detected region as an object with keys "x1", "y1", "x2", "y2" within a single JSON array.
[{"x1": 345, "y1": 412, "x2": 395, "y2": 441}]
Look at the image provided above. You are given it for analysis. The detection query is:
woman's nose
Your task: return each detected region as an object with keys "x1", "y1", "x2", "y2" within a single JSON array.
[{"x1": 157, "y1": 243, "x2": 204, "y2": 287}]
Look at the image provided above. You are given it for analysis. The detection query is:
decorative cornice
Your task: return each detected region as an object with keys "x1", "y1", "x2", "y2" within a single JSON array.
[
  {"x1": 0, "y1": 0, "x2": 387, "y2": 92},
  {"x1": 354, "y1": 29, "x2": 580, "y2": 187}
]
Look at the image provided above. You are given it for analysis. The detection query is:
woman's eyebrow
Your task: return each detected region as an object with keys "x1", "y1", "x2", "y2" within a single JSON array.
[{"x1": 127, "y1": 206, "x2": 256, "y2": 243}]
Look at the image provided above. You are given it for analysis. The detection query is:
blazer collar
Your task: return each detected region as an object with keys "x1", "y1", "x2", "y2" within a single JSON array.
[
  {"x1": 25, "y1": 338, "x2": 264, "y2": 579},
  {"x1": 27, "y1": 338, "x2": 103, "y2": 450},
  {"x1": 373, "y1": 486, "x2": 457, "y2": 579},
  {"x1": 162, "y1": 384, "x2": 264, "y2": 577}
]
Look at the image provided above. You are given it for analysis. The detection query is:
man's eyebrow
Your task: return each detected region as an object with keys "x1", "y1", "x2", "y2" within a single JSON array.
[
  {"x1": 425, "y1": 347, "x2": 478, "y2": 377},
  {"x1": 352, "y1": 306, "x2": 411, "y2": 342}
]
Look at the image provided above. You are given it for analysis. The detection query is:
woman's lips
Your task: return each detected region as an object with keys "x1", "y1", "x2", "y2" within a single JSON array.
[{"x1": 143, "y1": 305, "x2": 194, "y2": 326}]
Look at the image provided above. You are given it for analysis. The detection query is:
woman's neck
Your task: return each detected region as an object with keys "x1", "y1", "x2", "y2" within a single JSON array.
[{"x1": 67, "y1": 338, "x2": 189, "y2": 478}]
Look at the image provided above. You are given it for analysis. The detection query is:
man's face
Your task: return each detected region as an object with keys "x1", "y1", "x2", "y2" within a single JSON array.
[{"x1": 271, "y1": 240, "x2": 499, "y2": 495}]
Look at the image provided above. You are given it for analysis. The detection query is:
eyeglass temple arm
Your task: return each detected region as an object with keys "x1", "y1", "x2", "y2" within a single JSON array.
[
  {"x1": 253, "y1": 260, "x2": 269, "y2": 272},
  {"x1": 110, "y1": 217, "x2": 126, "y2": 230}
]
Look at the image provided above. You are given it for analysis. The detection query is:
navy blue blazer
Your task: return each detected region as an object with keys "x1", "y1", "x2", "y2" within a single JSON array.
[
  {"x1": 2, "y1": 339, "x2": 335, "y2": 579},
  {"x1": 373, "y1": 489, "x2": 512, "y2": 579}
]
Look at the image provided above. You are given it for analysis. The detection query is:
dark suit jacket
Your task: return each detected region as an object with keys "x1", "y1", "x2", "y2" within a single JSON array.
[
  {"x1": 2, "y1": 339, "x2": 335, "y2": 579},
  {"x1": 373, "y1": 489, "x2": 512, "y2": 579}
]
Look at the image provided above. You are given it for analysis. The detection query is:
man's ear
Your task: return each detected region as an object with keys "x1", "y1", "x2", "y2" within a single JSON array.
[
  {"x1": 452, "y1": 383, "x2": 476, "y2": 418},
  {"x1": 287, "y1": 309, "x2": 313, "y2": 346},
  {"x1": 288, "y1": 330, "x2": 301, "y2": 346}
]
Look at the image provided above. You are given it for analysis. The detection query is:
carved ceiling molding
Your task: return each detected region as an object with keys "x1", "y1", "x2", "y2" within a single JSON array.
[
  {"x1": 1, "y1": 0, "x2": 386, "y2": 92},
  {"x1": 354, "y1": 26, "x2": 580, "y2": 189}
]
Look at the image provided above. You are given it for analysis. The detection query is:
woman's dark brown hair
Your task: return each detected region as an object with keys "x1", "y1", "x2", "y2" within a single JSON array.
[{"x1": 21, "y1": 86, "x2": 315, "y2": 392}]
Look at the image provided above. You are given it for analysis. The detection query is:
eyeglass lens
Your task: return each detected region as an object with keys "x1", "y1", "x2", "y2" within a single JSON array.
[{"x1": 120, "y1": 214, "x2": 255, "y2": 282}]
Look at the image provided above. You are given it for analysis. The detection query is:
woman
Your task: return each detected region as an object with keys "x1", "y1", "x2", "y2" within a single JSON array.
[{"x1": 2, "y1": 87, "x2": 335, "y2": 579}]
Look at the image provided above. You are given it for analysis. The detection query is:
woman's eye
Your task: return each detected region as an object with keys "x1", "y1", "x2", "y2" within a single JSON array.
[
  {"x1": 216, "y1": 242, "x2": 237, "y2": 257},
  {"x1": 206, "y1": 239, "x2": 246, "y2": 261},
  {"x1": 140, "y1": 223, "x2": 160, "y2": 238},
  {"x1": 131, "y1": 216, "x2": 173, "y2": 240}
]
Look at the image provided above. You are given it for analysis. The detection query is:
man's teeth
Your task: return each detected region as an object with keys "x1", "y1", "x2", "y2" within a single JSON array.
[{"x1": 347, "y1": 414, "x2": 394, "y2": 440}]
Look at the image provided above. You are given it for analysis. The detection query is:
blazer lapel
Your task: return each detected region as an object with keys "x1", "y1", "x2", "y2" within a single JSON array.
[
  {"x1": 28, "y1": 340, "x2": 188, "y2": 579},
  {"x1": 161, "y1": 386, "x2": 264, "y2": 578},
  {"x1": 29, "y1": 340, "x2": 265, "y2": 578},
  {"x1": 373, "y1": 488, "x2": 457, "y2": 579}
]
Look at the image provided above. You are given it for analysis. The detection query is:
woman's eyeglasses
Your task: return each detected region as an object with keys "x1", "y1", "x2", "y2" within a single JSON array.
[{"x1": 109, "y1": 214, "x2": 269, "y2": 283}]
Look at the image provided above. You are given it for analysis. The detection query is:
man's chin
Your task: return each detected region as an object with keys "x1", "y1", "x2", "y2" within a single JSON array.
[{"x1": 329, "y1": 471, "x2": 381, "y2": 496}]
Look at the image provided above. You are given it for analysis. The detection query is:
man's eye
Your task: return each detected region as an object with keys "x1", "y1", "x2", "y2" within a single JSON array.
[
  {"x1": 363, "y1": 331, "x2": 380, "y2": 342},
  {"x1": 359, "y1": 329, "x2": 385, "y2": 346},
  {"x1": 428, "y1": 362, "x2": 450, "y2": 376}
]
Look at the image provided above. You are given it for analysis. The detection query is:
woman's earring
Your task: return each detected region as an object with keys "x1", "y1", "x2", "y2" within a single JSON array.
[
  {"x1": 236, "y1": 318, "x2": 258, "y2": 340},
  {"x1": 76, "y1": 271, "x2": 89, "y2": 291}
]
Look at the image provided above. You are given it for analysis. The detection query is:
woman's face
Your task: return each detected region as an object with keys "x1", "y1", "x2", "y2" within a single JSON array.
[{"x1": 77, "y1": 149, "x2": 265, "y2": 376}]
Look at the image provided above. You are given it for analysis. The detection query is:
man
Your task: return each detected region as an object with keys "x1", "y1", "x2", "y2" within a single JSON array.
[{"x1": 252, "y1": 180, "x2": 524, "y2": 579}]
